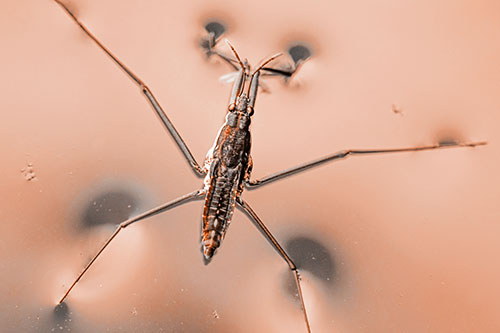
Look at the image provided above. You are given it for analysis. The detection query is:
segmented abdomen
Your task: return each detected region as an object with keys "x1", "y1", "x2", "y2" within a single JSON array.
[{"x1": 201, "y1": 165, "x2": 240, "y2": 260}]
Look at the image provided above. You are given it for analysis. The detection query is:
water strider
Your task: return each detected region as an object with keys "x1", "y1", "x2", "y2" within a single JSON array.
[{"x1": 52, "y1": 1, "x2": 486, "y2": 331}]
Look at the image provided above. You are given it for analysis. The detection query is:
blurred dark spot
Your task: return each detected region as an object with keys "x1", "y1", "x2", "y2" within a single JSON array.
[
  {"x1": 438, "y1": 138, "x2": 458, "y2": 146},
  {"x1": 286, "y1": 236, "x2": 334, "y2": 281},
  {"x1": 53, "y1": 302, "x2": 69, "y2": 320},
  {"x1": 81, "y1": 190, "x2": 139, "y2": 228},
  {"x1": 282, "y1": 236, "x2": 335, "y2": 301},
  {"x1": 204, "y1": 21, "x2": 226, "y2": 40},
  {"x1": 391, "y1": 104, "x2": 403, "y2": 115},
  {"x1": 287, "y1": 43, "x2": 312, "y2": 65},
  {"x1": 50, "y1": 302, "x2": 72, "y2": 331},
  {"x1": 199, "y1": 20, "x2": 227, "y2": 56},
  {"x1": 434, "y1": 127, "x2": 464, "y2": 147}
]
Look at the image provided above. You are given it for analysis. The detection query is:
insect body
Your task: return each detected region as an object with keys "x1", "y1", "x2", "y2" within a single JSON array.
[
  {"x1": 201, "y1": 48, "x2": 282, "y2": 260},
  {"x1": 201, "y1": 62, "x2": 255, "y2": 260},
  {"x1": 202, "y1": 106, "x2": 251, "y2": 259},
  {"x1": 52, "y1": 1, "x2": 486, "y2": 332}
]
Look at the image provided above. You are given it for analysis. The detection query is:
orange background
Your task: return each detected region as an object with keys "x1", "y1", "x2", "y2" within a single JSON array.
[{"x1": 1, "y1": 0, "x2": 498, "y2": 332}]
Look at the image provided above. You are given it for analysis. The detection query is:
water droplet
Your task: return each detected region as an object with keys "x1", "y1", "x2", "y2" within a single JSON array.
[
  {"x1": 212, "y1": 310, "x2": 219, "y2": 319},
  {"x1": 391, "y1": 104, "x2": 404, "y2": 115},
  {"x1": 20, "y1": 163, "x2": 37, "y2": 181}
]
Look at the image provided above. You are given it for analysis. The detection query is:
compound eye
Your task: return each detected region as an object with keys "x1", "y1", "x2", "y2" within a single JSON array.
[
  {"x1": 228, "y1": 103, "x2": 236, "y2": 111},
  {"x1": 246, "y1": 106, "x2": 254, "y2": 116}
]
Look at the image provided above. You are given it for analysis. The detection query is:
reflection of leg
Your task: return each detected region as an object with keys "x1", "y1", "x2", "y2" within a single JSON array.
[
  {"x1": 236, "y1": 198, "x2": 311, "y2": 333},
  {"x1": 59, "y1": 189, "x2": 204, "y2": 304},
  {"x1": 247, "y1": 141, "x2": 487, "y2": 188},
  {"x1": 52, "y1": 0, "x2": 205, "y2": 176}
]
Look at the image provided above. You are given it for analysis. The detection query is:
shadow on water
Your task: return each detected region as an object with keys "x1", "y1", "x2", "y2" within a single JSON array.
[
  {"x1": 80, "y1": 190, "x2": 140, "y2": 229},
  {"x1": 37, "y1": 302, "x2": 74, "y2": 332},
  {"x1": 286, "y1": 236, "x2": 335, "y2": 283},
  {"x1": 287, "y1": 43, "x2": 312, "y2": 65},
  {"x1": 204, "y1": 20, "x2": 226, "y2": 40},
  {"x1": 282, "y1": 235, "x2": 337, "y2": 302},
  {"x1": 38, "y1": 301, "x2": 207, "y2": 332}
]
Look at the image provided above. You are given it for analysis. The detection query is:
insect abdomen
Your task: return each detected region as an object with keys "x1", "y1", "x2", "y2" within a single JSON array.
[
  {"x1": 202, "y1": 168, "x2": 239, "y2": 259},
  {"x1": 201, "y1": 116, "x2": 251, "y2": 261}
]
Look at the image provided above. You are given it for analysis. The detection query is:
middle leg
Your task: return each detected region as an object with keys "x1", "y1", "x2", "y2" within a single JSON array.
[{"x1": 246, "y1": 141, "x2": 487, "y2": 188}]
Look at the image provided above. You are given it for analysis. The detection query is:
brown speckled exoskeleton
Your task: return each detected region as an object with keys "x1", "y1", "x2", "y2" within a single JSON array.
[
  {"x1": 200, "y1": 46, "x2": 284, "y2": 262},
  {"x1": 53, "y1": 1, "x2": 486, "y2": 331}
]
